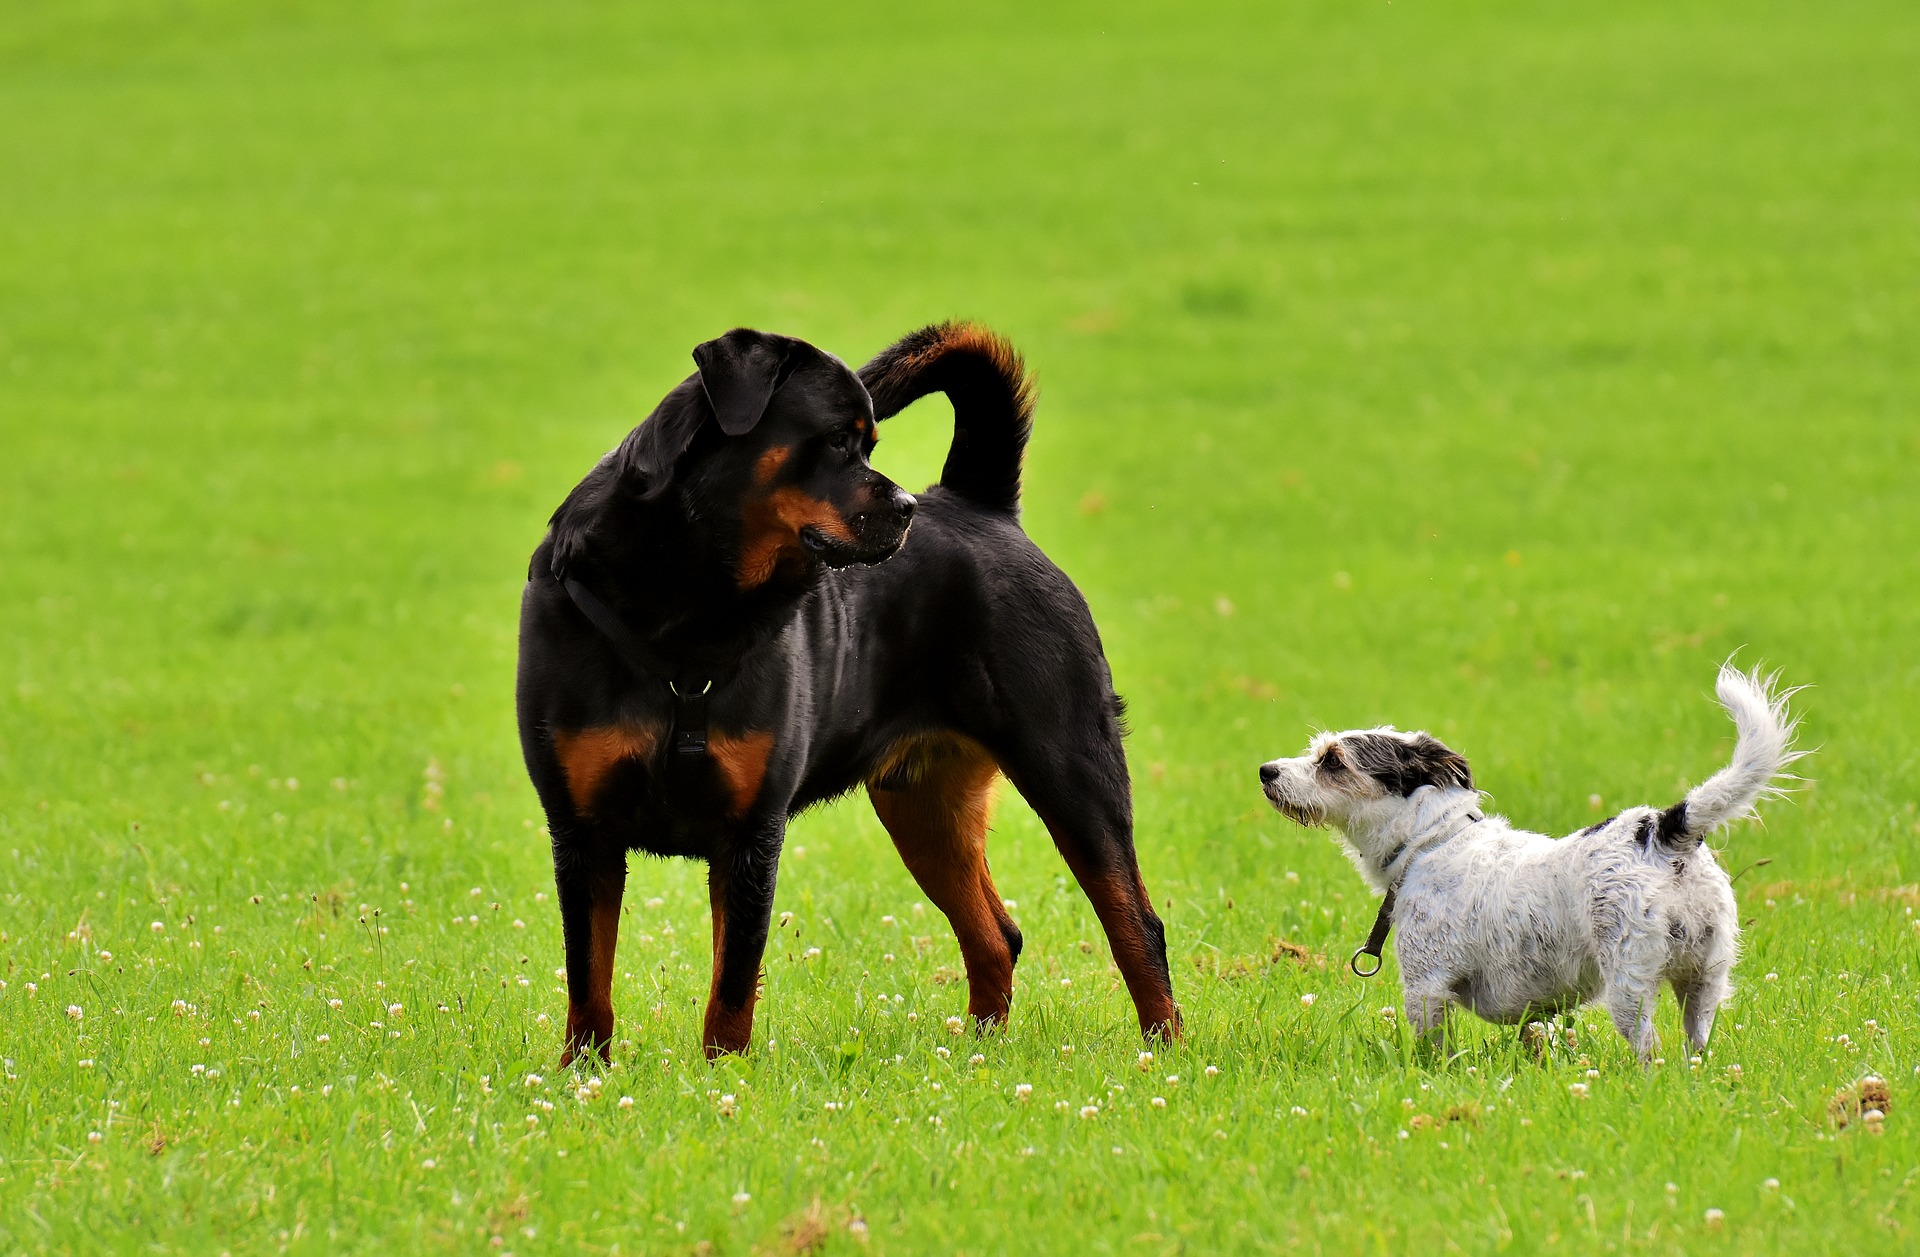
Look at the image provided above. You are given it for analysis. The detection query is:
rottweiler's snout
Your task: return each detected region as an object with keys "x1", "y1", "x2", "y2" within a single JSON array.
[{"x1": 889, "y1": 488, "x2": 917, "y2": 523}]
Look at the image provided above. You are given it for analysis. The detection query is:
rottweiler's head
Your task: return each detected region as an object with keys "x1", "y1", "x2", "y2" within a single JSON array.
[{"x1": 623, "y1": 329, "x2": 917, "y2": 589}]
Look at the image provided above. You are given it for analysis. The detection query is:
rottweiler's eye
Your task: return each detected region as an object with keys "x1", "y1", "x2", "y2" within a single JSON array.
[{"x1": 826, "y1": 431, "x2": 853, "y2": 453}]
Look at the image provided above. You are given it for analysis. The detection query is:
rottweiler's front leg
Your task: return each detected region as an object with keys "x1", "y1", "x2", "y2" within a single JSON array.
[
  {"x1": 553, "y1": 827, "x2": 627, "y2": 1067},
  {"x1": 703, "y1": 819, "x2": 784, "y2": 1059}
]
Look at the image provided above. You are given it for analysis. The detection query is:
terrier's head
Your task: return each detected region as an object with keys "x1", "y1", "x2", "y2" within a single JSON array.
[{"x1": 1259, "y1": 728, "x2": 1476, "y2": 866}]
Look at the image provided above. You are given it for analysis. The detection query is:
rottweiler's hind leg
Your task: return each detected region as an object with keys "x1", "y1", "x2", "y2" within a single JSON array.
[{"x1": 868, "y1": 734, "x2": 1021, "y2": 1026}]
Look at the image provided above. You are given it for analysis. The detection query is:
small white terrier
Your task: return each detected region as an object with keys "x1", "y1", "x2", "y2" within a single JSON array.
[{"x1": 1258, "y1": 665, "x2": 1801, "y2": 1057}]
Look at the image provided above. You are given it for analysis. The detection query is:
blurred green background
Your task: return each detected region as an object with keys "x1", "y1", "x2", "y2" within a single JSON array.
[{"x1": 3, "y1": 1, "x2": 1917, "y2": 1252}]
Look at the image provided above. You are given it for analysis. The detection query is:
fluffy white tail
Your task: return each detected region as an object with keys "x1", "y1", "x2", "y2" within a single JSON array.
[{"x1": 1656, "y1": 664, "x2": 1804, "y2": 848}]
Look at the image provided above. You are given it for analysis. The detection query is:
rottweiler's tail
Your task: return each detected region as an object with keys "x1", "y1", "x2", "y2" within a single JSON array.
[
  {"x1": 1655, "y1": 664, "x2": 1805, "y2": 850},
  {"x1": 858, "y1": 322, "x2": 1034, "y2": 516}
]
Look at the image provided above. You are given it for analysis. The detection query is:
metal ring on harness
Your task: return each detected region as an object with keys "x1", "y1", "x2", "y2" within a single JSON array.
[
  {"x1": 1350, "y1": 946, "x2": 1384, "y2": 978},
  {"x1": 671, "y1": 678, "x2": 714, "y2": 698}
]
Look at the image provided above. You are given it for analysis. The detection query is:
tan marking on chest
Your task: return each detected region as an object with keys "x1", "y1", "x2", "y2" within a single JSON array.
[
  {"x1": 551, "y1": 725, "x2": 659, "y2": 815},
  {"x1": 708, "y1": 730, "x2": 775, "y2": 815},
  {"x1": 737, "y1": 488, "x2": 857, "y2": 589}
]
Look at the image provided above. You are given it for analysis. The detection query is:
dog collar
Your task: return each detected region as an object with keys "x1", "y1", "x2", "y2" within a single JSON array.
[
  {"x1": 561, "y1": 576, "x2": 726, "y2": 762},
  {"x1": 1350, "y1": 807, "x2": 1484, "y2": 978}
]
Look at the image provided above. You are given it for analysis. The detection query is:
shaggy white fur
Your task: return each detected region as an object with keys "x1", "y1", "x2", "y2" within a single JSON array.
[{"x1": 1258, "y1": 665, "x2": 1802, "y2": 1057}]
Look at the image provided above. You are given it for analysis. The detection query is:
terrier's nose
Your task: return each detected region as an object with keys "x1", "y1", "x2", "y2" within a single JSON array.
[
  {"x1": 891, "y1": 489, "x2": 917, "y2": 522},
  {"x1": 1259, "y1": 763, "x2": 1281, "y2": 786}
]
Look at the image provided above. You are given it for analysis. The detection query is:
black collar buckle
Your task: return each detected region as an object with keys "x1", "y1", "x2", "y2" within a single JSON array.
[{"x1": 670, "y1": 679, "x2": 713, "y2": 758}]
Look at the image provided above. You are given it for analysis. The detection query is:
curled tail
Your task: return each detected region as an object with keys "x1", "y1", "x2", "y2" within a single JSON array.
[
  {"x1": 858, "y1": 322, "x2": 1035, "y2": 515},
  {"x1": 1656, "y1": 664, "x2": 1805, "y2": 848}
]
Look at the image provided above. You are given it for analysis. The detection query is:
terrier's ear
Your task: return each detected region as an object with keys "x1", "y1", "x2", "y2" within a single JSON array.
[
  {"x1": 692, "y1": 328, "x2": 796, "y2": 437},
  {"x1": 1405, "y1": 734, "x2": 1474, "y2": 792}
]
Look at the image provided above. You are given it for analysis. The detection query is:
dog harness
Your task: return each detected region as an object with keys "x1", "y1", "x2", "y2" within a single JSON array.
[
  {"x1": 562, "y1": 577, "x2": 720, "y2": 762},
  {"x1": 1350, "y1": 807, "x2": 1484, "y2": 977}
]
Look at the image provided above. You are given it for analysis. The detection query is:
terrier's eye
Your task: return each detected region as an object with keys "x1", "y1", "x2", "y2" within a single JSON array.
[{"x1": 1316, "y1": 747, "x2": 1345, "y2": 772}]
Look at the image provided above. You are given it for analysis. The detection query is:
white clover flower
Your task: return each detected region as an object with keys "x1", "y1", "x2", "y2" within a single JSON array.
[
  {"x1": 1204, "y1": 1065, "x2": 1219, "y2": 1078},
  {"x1": 172, "y1": 999, "x2": 188, "y2": 1015},
  {"x1": 1300, "y1": 993, "x2": 1317, "y2": 1007},
  {"x1": 1704, "y1": 1208, "x2": 1725, "y2": 1228},
  {"x1": 1078, "y1": 1105, "x2": 1099, "y2": 1119},
  {"x1": 315, "y1": 1033, "x2": 330, "y2": 1044},
  {"x1": 935, "y1": 1046, "x2": 950, "y2": 1058},
  {"x1": 1151, "y1": 1096, "x2": 1166, "y2": 1108},
  {"x1": 87, "y1": 1131, "x2": 102, "y2": 1144},
  {"x1": 388, "y1": 1003, "x2": 403, "y2": 1017},
  {"x1": 968, "y1": 1053, "x2": 985, "y2": 1066},
  {"x1": 151, "y1": 922, "x2": 165, "y2": 933},
  {"x1": 1291, "y1": 1105, "x2": 1309, "y2": 1117},
  {"x1": 618, "y1": 1096, "x2": 634, "y2": 1109},
  {"x1": 1763, "y1": 1178, "x2": 1780, "y2": 1191},
  {"x1": 66, "y1": 1005, "x2": 83, "y2": 1021},
  {"x1": 1569, "y1": 1083, "x2": 1589, "y2": 1098},
  {"x1": 512, "y1": 919, "x2": 525, "y2": 930},
  {"x1": 945, "y1": 1016, "x2": 965, "y2": 1035},
  {"x1": 525, "y1": 1074, "x2": 543, "y2": 1087},
  {"x1": 732, "y1": 1191, "x2": 751, "y2": 1209},
  {"x1": 717, "y1": 1094, "x2": 738, "y2": 1117},
  {"x1": 1137, "y1": 1051, "x2": 1154, "y2": 1072},
  {"x1": 328, "y1": 998, "x2": 343, "y2": 1010},
  {"x1": 1014, "y1": 1084, "x2": 1033, "y2": 1100}
]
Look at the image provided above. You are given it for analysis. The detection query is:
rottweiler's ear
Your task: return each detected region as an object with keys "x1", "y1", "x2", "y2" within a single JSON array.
[{"x1": 692, "y1": 329, "x2": 795, "y2": 437}]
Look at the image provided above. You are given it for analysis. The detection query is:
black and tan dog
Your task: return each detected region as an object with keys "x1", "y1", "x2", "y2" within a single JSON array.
[{"x1": 516, "y1": 322, "x2": 1179, "y2": 1063}]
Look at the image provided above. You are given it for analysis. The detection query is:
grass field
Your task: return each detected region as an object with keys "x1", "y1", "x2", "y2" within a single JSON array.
[{"x1": 4, "y1": 0, "x2": 1919, "y2": 1251}]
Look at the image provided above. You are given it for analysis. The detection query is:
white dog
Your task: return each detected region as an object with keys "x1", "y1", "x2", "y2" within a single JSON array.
[{"x1": 1258, "y1": 665, "x2": 1800, "y2": 1057}]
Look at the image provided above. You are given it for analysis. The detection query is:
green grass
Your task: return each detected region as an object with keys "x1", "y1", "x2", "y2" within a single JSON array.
[{"x1": 4, "y1": 0, "x2": 1919, "y2": 1251}]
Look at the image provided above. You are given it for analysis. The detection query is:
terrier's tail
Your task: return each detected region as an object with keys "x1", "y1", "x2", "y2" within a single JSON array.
[{"x1": 1655, "y1": 664, "x2": 1805, "y2": 849}]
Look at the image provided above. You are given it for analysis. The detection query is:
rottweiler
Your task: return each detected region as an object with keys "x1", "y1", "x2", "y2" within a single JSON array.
[{"x1": 516, "y1": 322, "x2": 1180, "y2": 1063}]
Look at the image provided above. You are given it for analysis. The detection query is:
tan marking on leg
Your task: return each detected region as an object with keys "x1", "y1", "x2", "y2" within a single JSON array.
[
  {"x1": 707, "y1": 730, "x2": 774, "y2": 816},
  {"x1": 703, "y1": 877, "x2": 758, "y2": 1058},
  {"x1": 868, "y1": 733, "x2": 1017, "y2": 1024},
  {"x1": 1049, "y1": 837, "x2": 1182, "y2": 1041},
  {"x1": 551, "y1": 725, "x2": 658, "y2": 816},
  {"x1": 562, "y1": 879, "x2": 624, "y2": 1065}
]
